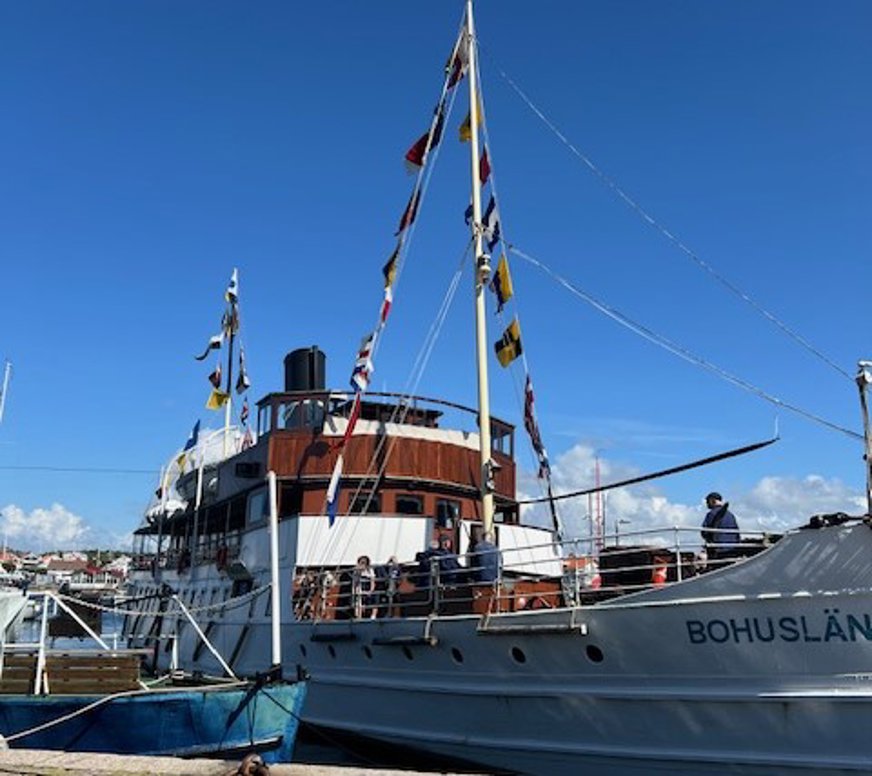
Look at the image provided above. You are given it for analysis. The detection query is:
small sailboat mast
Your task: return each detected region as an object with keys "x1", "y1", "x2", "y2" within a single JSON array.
[
  {"x1": 465, "y1": 0, "x2": 495, "y2": 536},
  {"x1": 0, "y1": 360, "x2": 10, "y2": 425},
  {"x1": 856, "y1": 360, "x2": 872, "y2": 516}
]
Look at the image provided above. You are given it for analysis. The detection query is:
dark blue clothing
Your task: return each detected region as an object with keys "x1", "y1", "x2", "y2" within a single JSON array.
[
  {"x1": 438, "y1": 551, "x2": 462, "y2": 585},
  {"x1": 472, "y1": 540, "x2": 501, "y2": 583},
  {"x1": 702, "y1": 504, "x2": 739, "y2": 556}
]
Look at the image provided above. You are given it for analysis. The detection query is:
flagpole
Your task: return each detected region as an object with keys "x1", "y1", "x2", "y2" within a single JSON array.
[
  {"x1": 465, "y1": 0, "x2": 494, "y2": 537},
  {"x1": 223, "y1": 271, "x2": 237, "y2": 458}
]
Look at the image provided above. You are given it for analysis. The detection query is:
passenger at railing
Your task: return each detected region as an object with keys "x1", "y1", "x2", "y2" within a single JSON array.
[
  {"x1": 294, "y1": 569, "x2": 317, "y2": 620},
  {"x1": 414, "y1": 539, "x2": 442, "y2": 590},
  {"x1": 436, "y1": 537, "x2": 462, "y2": 586},
  {"x1": 351, "y1": 555, "x2": 377, "y2": 619},
  {"x1": 701, "y1": 492, "x2": 740, "y2": 564},
  {"x1": 471, "y1": 531, "x2": 501, "y2": 583},
  {"x1": 376, "y1": 556, "x2": 401, "y2": 617}
]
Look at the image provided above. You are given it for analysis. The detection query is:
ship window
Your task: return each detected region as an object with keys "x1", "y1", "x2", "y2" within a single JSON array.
[
  {"x1": 276, "y1": 400, "x2": 325, "y2": 430},
  {"x1": 362, "y1": 646, "x2": 373, "y2": 660},
  {"x1": 229, "y1": 495, "x2": 246, "y2": 531},
  {"x1": 258, "y1": 402, "x2": 272, "y2": 435},
  {"x1": 511, "y1": 646, "x2": 527, "y2": 664},
  {"x1": 247, "y1": 487, "x2": 269, "y2": 527},
  {"x1": 349, "y1": 493, "x2": 381, "y2": 514},
  {"x1": 586, "y1": 645, "x2": 604, "y2": 663},
  {"x1": 396, "y1": 494, "x2": 423, "y2": 515},
  {"x1": 436, "y1": 499, "x2": 460, "y2": 528},
  {"x1": 280, "y1": 484, "x2": 303, "y2": 517},
  {"x1": 451, "y1": 647, "x2": 464, "y2": 664}
]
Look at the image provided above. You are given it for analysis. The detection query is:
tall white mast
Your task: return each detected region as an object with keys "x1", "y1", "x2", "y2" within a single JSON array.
[
  {"x1": 856, "y1": 360, "x2": 872, "y2": 516},
  {"x1": 465, "y1": 0, "x2": 495, "y2": 536},
  {"x1": 0, "y1": 360, "x2": 11, "y2": 425}
]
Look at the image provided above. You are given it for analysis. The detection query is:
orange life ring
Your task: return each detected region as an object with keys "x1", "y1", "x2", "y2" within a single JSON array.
[{"x1": 651, "y1": 563, "x2": 668, "y2": 587}]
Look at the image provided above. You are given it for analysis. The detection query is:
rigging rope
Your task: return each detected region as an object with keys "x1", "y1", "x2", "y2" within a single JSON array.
[
  {"x1": 518, "y1": 436, "x2": 778, "y2": 504},
  {"x1": 483, "y1": 54, "x2": 852, "y2": 382},
  {"x1": 315, "y1": 242, "x2": 471, "y2": 569},
  {"x1": 510, "y1": 245, "x2": 862, "y2": 441}
]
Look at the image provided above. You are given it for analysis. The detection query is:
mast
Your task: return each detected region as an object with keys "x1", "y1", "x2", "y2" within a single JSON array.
[
  {"x1": 856, "y1": 360, "x2": 872, "y2": 516},
  {"x1": 223, "y1": 269, "x2": 237, "y2": 457},
  {"x1": 0, "y1": 360, "x2": 11, "y2": 425},
  {"x1": 465, "y1": 0, "x2": 495, "y2": 536}
]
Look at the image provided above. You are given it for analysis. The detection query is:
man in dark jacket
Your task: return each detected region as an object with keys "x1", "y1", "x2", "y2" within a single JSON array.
[
  {"x1": 471, "y1": 531, "x2": 502, "y2": 583},
  {"x1": 701, "y1": 492, "x2": 740, "y2": 562}
]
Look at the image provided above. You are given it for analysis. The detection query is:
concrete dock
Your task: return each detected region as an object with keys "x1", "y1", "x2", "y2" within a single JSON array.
[{"x1": 0, "y1": 749, "x2": 476, "y2": 776}]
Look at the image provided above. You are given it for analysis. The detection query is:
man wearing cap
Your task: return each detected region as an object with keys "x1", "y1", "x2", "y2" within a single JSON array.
[{"x1": 701, "y1": 492, "x2": 740, "y2": 563}]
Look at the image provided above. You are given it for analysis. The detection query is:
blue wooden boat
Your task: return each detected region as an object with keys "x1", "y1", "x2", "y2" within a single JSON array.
[{"x1": 0, "y1": 650, "x2": 306, "y2": 762}]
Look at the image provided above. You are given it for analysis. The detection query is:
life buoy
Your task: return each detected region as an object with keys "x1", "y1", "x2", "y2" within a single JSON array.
[{"x1": 651, "y1": 563, "x2": 668, "y2": 587}]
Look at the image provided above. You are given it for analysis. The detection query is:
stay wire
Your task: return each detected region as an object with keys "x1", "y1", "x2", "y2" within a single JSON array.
[
  {"x1": 482, "y1": 50, "x2": 852, "y2": 382},
  {"x1": 510, "y1": 245, "x2": 862, "y2": 442}
]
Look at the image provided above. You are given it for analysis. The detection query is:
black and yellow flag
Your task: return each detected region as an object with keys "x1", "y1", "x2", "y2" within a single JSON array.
[
  {"x1": 489, "y1": 254, "x2": 513, "y2": 313},
  {"x1": 382, "y1": 243, "x2": 399, "y2": 288},
  {"x1": 206, "y1": 388, "x2": 230, "y2": 410},
  {"x1": 494, "y1": 319, "x2": 522, "y2": 367}
]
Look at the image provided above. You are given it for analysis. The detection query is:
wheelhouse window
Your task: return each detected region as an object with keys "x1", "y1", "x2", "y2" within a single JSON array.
[
  {"x1": 276, "y1": 399, "x2": 326, "y2": 430},
  {"x1": 436, "y1": 499, "x2": 460, "y2": 528},
  {"x1": 396, "y1": 494, "x2": 424, "y2": 515},
  {"x1": 258, "y1": 403, "x2": 272, "y2": 435},
  {"x1": 349, "y1": 493, "x2": 381, "y2": 514},
  {"x1": 280, "y1": 483, "x2": 303, "y2": 517},
  {"x1": 491, "y1": 422, "x2": 513, "y2": 457}
]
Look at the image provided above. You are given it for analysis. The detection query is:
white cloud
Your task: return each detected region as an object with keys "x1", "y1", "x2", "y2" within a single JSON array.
[
  {"x1": 0, "y1": 503, "x2": 91, "y2": 550},
  {"x1": 519, "y1": 442, "x2": 865, "y2": 544}
]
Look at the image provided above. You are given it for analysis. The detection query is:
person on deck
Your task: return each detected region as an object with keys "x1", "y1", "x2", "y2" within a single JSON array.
[
  {"x1": 376, "y1": 556, "x2": 402, "y2": 617},
  {"x1": 471, "y1": 531, "x2": 502, "y2": 583},
  {"x1": 436, "y1": 536, "x2": 462, "y2": 586},
  {"x1": 701, "y1": 492, "x2": 740, "y2": 564},
  {"x1": 351, "y1": 555, "x2": 377, "y2": 619}
]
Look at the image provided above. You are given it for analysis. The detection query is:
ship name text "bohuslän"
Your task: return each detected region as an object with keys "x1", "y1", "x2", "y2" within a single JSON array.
[{"x1": 686, "y1": 610, "x2": 872, "y2": 644}]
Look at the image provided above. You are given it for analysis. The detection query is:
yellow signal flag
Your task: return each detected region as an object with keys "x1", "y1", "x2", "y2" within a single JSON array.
[
  {"x1": 490, "y1": 253, "x2": 514, "y2": 313},
  {"x1": 382, "y1": 243, "x2": 399, "y2": 288},
  {"x1": 494, "y1": 318, "x2": 523, "y2": 368},
  {"x1": 459, "y1": 98, "x2": 483, "y2": 142},
  {"x1": 206, "y1": 388, "x2": 230, "y2": 410}
]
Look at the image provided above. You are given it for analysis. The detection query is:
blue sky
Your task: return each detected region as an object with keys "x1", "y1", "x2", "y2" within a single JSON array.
[{"x1": 0, "y1": 1, "x2": 870, "y2": 548}]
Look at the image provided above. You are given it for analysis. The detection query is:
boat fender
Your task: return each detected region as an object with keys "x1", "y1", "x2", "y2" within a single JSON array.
[{"x1": 237, "y1": 753, "x2": 269, "y2": 776}]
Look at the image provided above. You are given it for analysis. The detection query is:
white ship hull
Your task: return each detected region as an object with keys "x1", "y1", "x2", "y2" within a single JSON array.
[{"x1": 127, "y1": 521, "x2": 872, "y2": 774}]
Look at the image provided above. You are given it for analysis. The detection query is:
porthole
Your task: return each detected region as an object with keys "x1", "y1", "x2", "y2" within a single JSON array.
[
  {"x1": 328, "y1": 645, "x2": 336, "y2": 659},
  {"x1": 586, "y1": 644, "x2": 604, "y2": 663},
  {"x1": 451, "y1": 647, "x2": 464, "y2": 664},
  {"x1": 511, "y1": 646, "x2": 527, "y2": 664},
  {"x1": 363, "y1": 646, "x2": 373, "y2": 660},
  {"x1": 299, "y1": 644, "x2": 307, "y2": 658},
  {"x1": 402, "y1": 646, "x2": 414, "y2": 661}
]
